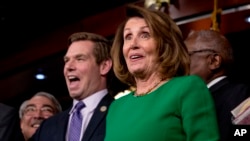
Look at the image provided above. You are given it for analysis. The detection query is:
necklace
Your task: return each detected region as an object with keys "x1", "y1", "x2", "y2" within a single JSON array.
[{"x1": 134, "y1": 78, "x2": 164, "y2": 97}]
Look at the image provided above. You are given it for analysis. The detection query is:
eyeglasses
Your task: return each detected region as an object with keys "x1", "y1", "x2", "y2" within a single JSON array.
[
  {"x1": 23, "y1": 106, "x2": 54, "y2": 116},
  {"x1": 188, "y1": 49, "x2": 217, "y2": 56}
]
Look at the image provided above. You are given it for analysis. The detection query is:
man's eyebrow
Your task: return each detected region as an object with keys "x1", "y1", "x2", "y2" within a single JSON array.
[
  {"x1": 25, "y1": 104, "x2": 54, "y2": 109},
  {"x1": 75, "y1": 54, "x2": 88, "y2": 58},
  {"x1": 42, "y1": 104, "x2": 54, "y2": 109},
  {"x1": 25, "y1": 104, "x2": 35, "y2": 108}
]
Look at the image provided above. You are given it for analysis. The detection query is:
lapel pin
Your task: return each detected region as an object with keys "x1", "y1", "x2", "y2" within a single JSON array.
[{"x1": 100, "y1": 106, "x2": 107, "y2": 112}]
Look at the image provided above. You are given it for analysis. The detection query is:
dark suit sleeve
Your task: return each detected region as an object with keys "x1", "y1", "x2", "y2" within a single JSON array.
[{"x1": 0, "y1": 103, "x2": 24, "y2": 141}]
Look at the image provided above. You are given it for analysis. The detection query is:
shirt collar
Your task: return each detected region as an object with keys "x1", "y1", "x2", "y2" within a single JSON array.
[
  {"x1": 207, "y1": 76, "x2": 227, "y2": 88},
  {"x1": 69, "y1": 89, "x2": 108, "y2": 114}
]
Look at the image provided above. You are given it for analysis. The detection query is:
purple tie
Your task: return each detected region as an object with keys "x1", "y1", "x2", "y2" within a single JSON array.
[{"x1": 68, "y1": 101, "x2": 85, "y2": 141}]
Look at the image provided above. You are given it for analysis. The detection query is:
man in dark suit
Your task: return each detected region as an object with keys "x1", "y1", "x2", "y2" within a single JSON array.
[
  {"x1": 30, "y1": 32, "x2": 128, "y2": 141},
  {"x1": 0, "y1": 103, "x2": 24, "y2": 141},
  {"x1": 184, "y1": 29, "x2": 250, "y2": 141}
]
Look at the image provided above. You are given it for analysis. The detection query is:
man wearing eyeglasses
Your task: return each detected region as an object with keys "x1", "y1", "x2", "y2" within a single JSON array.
[
  {"x1": 184, "y1": 29, "x2": 250, "y2": 141},
  {"x1": 19, "y1": 91, "x2": 62, "y2": 141}
]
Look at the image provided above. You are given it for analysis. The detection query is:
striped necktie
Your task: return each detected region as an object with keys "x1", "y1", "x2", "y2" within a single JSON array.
[{"x1": 68, "y1": 101, "x2": 85, "y2": 141}]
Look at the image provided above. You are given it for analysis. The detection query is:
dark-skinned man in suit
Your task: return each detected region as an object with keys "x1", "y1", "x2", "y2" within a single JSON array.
[{"x1": 184, "y1": 29, "x2": 250, "y2": 141}]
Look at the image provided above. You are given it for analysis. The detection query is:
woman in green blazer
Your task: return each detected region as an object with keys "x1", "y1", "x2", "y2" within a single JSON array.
[{"x1": 105, "y1": 4, "x2": 220, "y2": 141}]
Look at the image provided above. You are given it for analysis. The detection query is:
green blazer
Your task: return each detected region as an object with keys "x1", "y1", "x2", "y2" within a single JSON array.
[{"x1": 105, "y1": 75, "x2": 220, "y2": 141}]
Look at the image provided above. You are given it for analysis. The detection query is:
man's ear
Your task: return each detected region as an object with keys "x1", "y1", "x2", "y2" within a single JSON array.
[
  {"x1": 209, "y1": 54, "x2": 221, "y2": 70},
  {"x1": 100, "y1": 59, "x2": 112, "y2": 75},
  {"x1": 20, "y1": 119, "x2": 24, "y2": 131}
]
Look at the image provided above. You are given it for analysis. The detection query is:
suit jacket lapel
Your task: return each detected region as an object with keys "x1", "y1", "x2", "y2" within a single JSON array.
[
  {"x1": 55, "y1": 108, "x2": 71, "y2": 141},
  {"x1": 82, "y1": 94, "x2": 113, "y2": 141}
]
